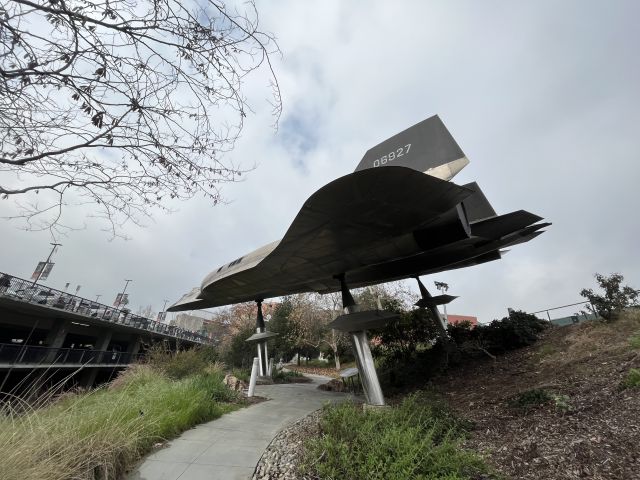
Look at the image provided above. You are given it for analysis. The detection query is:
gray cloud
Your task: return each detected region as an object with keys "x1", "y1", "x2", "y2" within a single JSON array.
[{"x1": 1, "y1": 0, "x2": 638, "y2": 323}]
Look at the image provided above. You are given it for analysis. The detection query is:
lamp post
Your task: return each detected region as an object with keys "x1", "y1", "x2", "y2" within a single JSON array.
[{"x1": 434, "y1": 281, "x2": 450, "y2": 321}]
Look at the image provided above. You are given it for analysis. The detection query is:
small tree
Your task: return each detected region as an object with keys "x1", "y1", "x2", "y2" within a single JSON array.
[{"x1": 580, "y1": 273, "x2": 639, "y2": 321}]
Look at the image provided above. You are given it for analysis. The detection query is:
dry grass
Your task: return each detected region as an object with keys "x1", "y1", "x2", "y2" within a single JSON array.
[
  {"x1": 0, "y1": 363, "x2": 239, "y2": 480},
  {"x1": 538, "y1": 309, "x2": 640, "y2": 368}
]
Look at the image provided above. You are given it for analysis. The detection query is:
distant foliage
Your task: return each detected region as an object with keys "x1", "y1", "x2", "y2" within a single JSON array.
[
  {"x1": 580, "y1": 273, "x2": 639, "y2": 321},
  {"x1": 221, "y1": 323, "x2": 256, "y2": 369}
]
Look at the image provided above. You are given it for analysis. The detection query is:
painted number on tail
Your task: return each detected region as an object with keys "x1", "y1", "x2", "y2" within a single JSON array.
[{"x1": 372, "y1": 144, "x2": 411, "y2": 168}]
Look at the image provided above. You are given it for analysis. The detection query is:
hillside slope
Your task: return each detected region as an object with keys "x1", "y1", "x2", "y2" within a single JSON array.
[{"x1": 434, "y1": 310, "x2": 640, "y2": 479}]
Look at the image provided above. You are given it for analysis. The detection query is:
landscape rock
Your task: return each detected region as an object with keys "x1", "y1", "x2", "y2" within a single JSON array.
[{"x1": 223, "y1": 374, "x2": 247, "y2": 392}]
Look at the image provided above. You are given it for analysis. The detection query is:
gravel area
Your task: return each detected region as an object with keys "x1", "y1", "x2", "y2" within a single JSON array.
[{"x1": 252, "y1": 410, "x2": 322, "y2": 480}]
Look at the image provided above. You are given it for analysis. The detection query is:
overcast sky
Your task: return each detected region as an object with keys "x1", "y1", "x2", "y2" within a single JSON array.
[{"x1": 1, "y1": 0, "x2": 638, "y2": 323}]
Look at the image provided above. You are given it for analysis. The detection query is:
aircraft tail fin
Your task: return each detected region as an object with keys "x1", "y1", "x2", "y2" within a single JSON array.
[
  {"x1": 354, "y1": 115, "x2": 469, "y2": 181},
  {"x1": 460, "y1": 182, "x2": 498, "y2": 222}
]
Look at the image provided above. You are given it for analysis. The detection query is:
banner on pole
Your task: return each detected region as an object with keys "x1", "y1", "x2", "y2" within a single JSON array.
[
  {"x1": 31, "y1": 262, "x2": 46, "y2": 280},
  {"x1": 40, "y1": 262, "x2": 55, "y2": 280},
  {"x1": 114, "y1": 293, "x2": 129, "y2": 307}
]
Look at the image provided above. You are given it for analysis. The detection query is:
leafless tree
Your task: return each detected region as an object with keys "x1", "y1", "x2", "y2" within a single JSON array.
[{"x1": 0, "y1": 0, "x2": 280, "y2": 237}]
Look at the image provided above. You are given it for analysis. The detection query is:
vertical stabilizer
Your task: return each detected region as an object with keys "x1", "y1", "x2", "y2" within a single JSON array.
[{"x1": 354, "y1": 115, "x2": 469, "y2": 181}]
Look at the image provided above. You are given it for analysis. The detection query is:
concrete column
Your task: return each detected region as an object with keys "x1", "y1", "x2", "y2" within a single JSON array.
[
  {"x1": 80, "y1": 329, "x2": 113, "y2": 388},
  {"x1": 126, "y1": 335, "x2": 142, "y2": 358},
  {"x1": 44, "y1": 319, "x2": 71, "y2": 363}
]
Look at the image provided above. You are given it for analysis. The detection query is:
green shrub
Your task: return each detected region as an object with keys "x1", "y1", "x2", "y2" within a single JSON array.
[
  {"x1": 621, "y1": 368, "x2": 640, "y2": 389},
  {"x1": 629, "y1": 333, "x2": 640, "y2": 350},
  {"x1": 221, "y1": 323, "x2": 257, "y2": 368},
  {"x1": 303, "y1": 392, "x2": 490, "y2": 480},
  {"x1": 272, "y1": 368, "x2": 310, "y2": 384},
  {"x1": 551, "y1": 393, "x2": 572, "y2": 412},
  {"x1": 509, "y1": 388, "x2": 552, "y2": 409},
  {"x1": 232, "y1": 368, "x2": 251, "y2": 383},
  {"x1": 303, "y1": 358, "x2": 331, "y2": 368},
  {"x1": 449, "y1": 310, "x2": 548, "y2": 356}
]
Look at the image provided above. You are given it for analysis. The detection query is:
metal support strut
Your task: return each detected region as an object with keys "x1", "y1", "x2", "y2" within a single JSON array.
[
  {"x1": 415, "y1": 276, "x2": 449, "y2": 337},
  {"x1": 255, "y1": 300, "x2": 268, "y2": 376},
  {"x1": 336, "y1": 274, "x2": 386, "y2": 406}
]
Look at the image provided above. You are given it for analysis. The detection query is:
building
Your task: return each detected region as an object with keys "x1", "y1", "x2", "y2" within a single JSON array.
[{"x1": 446, "y1": 314, "x2": 478, "y2": 327}]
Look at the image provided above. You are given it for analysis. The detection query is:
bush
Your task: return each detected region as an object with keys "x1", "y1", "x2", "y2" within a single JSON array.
[
  {"x1": 232, "y1": 368, "x2": 251, "y2": 383},
  {"x1": 145, "y1": 345, "x2": 216, "y2": 379},
  {"x1": 509, "y1": 388, "x2": 552, "y2": 409},
  {"x1": 221, "y1": 323, "x2": 257, "y2": 369},
  {"x1": 272, "y1": 368, "x2": 310, "y2": 384},
  {"x1": 303, "y1": 392, "x2": 491, "y2": 480},
  {"x1": 372, "y1": 308, "x2": 442, "y2": 363},
  {"x1": 621, "y1": 368, "x2": 640, "y2": 389},
  {"x1": 302, "y1": 358, "x2": 331, "y2": 368},
  {"x1": 449, "y1": 310, "x2": 548, "y2": 356},
  {"x1": 629, "y1": 333, "x2": 640, "y2": 350}
]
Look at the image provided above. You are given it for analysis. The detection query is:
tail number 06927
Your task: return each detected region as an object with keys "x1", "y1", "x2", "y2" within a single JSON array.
[{"x1": 372, "y1": 144, "x2": 411, "y2": 168}]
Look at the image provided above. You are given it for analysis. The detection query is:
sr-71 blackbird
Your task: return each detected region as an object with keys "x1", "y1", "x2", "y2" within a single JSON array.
[{"x1": 169, "y1": 115, "x2": 549, "y2": 312}]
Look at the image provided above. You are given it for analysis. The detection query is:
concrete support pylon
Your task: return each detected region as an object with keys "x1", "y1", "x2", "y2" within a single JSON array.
[
  {"x1": 126, "y1": 335, "x2": 142, "y2": 358},
  {"x1": 44, "y1": 319, "x2": 71, "y2": 363},
  {"x1": 80, "y1": 329, "x2": 113, "y2": 388}
]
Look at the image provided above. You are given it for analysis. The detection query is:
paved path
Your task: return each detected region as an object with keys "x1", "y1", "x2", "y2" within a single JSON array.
[{"x1": 127, "y1": 375, "x2": 351, "y2": 480}]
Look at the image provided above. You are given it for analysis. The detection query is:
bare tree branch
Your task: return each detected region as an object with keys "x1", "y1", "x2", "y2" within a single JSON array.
[{"x1": 0, "y1": 0, "x2": 281, "y2": 237}]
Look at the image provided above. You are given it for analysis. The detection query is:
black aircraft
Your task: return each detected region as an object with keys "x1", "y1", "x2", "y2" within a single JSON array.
[{"x1": 169, "y1": 115, "x2": 549, "y2": 312}]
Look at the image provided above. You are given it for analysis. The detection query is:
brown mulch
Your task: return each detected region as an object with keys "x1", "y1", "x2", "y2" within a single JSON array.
[{"x1": 433, "y1": 314, "x2": 640, "y2": 480}]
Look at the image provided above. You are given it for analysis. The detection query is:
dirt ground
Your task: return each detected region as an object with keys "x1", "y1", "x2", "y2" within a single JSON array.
[{"x1": 434, "y1": 311, "x2": 640, "y2": 480}]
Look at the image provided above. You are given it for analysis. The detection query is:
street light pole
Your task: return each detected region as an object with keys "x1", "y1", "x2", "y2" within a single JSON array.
[{"x1": 434, "y1": 281, "x2": 450, "y2": 321}]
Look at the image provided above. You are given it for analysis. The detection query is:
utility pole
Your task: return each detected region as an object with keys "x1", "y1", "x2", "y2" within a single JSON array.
[
  {"x1": 32, "y1": 243, "x2": 62, "y2": 284},
  {"x1": 95, "y1": 294, "x2": 102, "y2": 303}
]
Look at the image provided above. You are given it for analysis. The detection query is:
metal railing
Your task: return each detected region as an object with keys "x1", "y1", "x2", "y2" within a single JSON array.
[
  {"x1": 0, "y1": 271, "x2": 211, "y2": 344},
  {"x1": 529, "y1": 300, "x2": 595, "y2": 322},
  {"x1": 0, "y1": 342, "x2": 144, "y2": 367}
]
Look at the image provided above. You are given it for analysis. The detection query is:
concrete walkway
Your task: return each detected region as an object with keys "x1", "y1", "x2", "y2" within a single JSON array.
[{"x1": 127, "y1": 374, "x2": 351, "y2": 480}]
